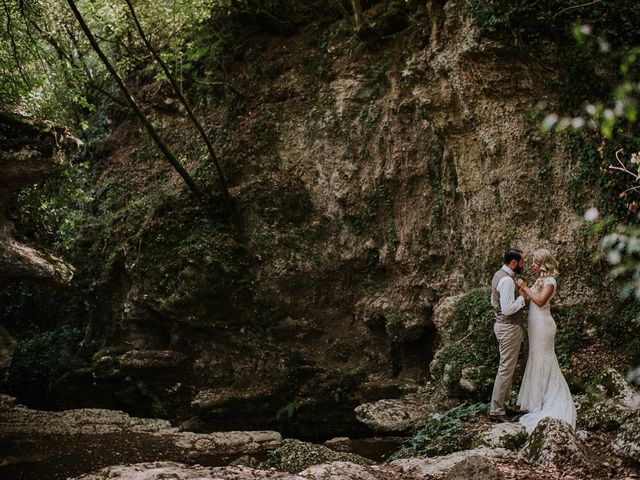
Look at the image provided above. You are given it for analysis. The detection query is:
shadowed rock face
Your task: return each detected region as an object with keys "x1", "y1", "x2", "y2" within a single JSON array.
[
  {"x1": 0, "y1": 110, "x2": 79, "y2": 285},
  {"x1": 0, "y1": 111, "x2": 80, "y2": 384}
]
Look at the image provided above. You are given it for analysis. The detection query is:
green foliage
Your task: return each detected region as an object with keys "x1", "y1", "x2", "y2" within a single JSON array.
[
  {"x1": 554, "y1": 305, "x2": 592, "y2": 368},
  {"x1": 7, "y1": 325, "x2": 84, "y2": 405},
  {"x1": 590, "y1": 301, "x2": 640, "y2": 365},
  {"x1": 469, "y1": 1, "x2": 640, "y2": 51},
  {"x1": 388, "y1": 402, "x2": 488, "y2": 460},
  {"x1": 276, "y1": 399, "x2": 299, "y2": 422},
  {"x1": 15, "y1": 162, "x2": 93, "y2": 254},
  {"x1": 430, "y1": 289, "x2": 498, "y2": 399},
  {"x1": 502, "y1": 429, "x2": 529, "y2": 450}
]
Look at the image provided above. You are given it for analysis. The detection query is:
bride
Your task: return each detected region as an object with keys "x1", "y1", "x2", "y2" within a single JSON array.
[{"x1": 515, "y1": 248, "x2": 577, "y2": 433}]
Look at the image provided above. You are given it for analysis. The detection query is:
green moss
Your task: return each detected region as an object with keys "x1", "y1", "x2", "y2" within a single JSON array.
[
  {"x1": 430, "y1": 289, "x2": 499, "y2": 399},
  {"x1": 502, "y1": 430, "x2": 529, "y2": 450},
  {"x1": 91, "y1": 345, "x2": 131, "y2": 364},
  {"x1": 7, "y1": 326, "x2": 84, "y2": 406},
  {"x1": 387, "y1": 402, "x2": 488, "y2": 460},
  {"x1": 524, "y1": 424, "x2": 545, "y2": 461},
  {"x1": 553, "y1": 305, "x2": 592, "y2": 368},
  {"x1": 264, "y1": 439, "x2": 373, "y2": 473}
]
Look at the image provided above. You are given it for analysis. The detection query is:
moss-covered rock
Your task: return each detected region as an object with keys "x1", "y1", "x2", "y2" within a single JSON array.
[
  {"x1": 611, "y1": 413, "x2": 640, "y2": 463},
  {"x1": 262, "y1": 439, "x2": 373, "y2": 473},
  {"x1": 429, "y1": 289, "x2": 500, "y2": 399},
  {"x1": 575, "y1": 368, "x2": 637, "y2": 431},
  {"x1": 519, "y1": 417, "x2": 587, "y2": 467},
  {"x1": 388, "y1": 403, "x2": 488, "y2": 459},
  {"x1": 473, "y1": 422, "x2": 528, "y2": 450}
]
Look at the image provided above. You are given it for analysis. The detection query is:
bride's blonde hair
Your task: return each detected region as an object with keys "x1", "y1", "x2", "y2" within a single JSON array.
[{"x1": 532, "y1": 248, "x2": 559, "y2": 278}]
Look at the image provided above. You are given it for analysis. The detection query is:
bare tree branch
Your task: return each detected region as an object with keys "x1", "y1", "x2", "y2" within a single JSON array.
[{"x1": 552, "y1": 0, "x2": 603, "y2": 18}]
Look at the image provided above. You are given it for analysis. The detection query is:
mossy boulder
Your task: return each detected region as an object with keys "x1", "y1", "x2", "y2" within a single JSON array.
[
  {"x1": 575, "y1": 368, "x2": 638, "y2": 431},
  {"x1": 611, "y1": 413, "x2": 640, "y2": 463},
  {"x1": 519, "y1": 417, "x2": 587, "y2": 467},
  {"x1": 430, "y1": 289, "x2": 499, "y2": 399},
  {"x1": 473, "y1": 422, "x2": 528, "y2": 450},
  {"x1": 262, "y1": 439, "x2": 373, "y2": 473}
]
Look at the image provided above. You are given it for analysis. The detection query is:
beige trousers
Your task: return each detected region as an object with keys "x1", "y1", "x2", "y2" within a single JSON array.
[{"x1": 490, "y1": 322, "x2": 525, "y2": 415}]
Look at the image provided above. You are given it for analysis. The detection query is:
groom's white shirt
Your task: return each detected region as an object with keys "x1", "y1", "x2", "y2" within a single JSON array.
[{"x1": 492, "y1": 265, "x2": 525, "y2": 315}]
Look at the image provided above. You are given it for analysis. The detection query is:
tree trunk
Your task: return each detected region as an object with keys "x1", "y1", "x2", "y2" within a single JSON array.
[
  {"x1": 351, "y1": 0, "x2": 363, "y2": 33},
  {"x1": 65, "y1": 0, "x2": 201, "y2": 199}
]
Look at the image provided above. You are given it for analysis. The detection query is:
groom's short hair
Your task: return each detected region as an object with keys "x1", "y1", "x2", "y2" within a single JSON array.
[{"x1": 504, "y1": 248, "x2": 523, "y2": 265}]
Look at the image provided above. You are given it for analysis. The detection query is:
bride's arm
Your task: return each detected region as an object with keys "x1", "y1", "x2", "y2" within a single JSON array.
[{"x1": 516, "y1": 280, "x2": 555, "y2": 307}]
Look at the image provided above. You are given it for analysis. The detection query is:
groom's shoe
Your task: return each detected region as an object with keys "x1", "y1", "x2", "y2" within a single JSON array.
[
  {"x1": 505, "y1": 405, "x2": 527, "y2": 416},
  {"x1": 505, "y1": 406, "x2": 528, "y2": 420},
  {"x1": 489, "y1": 413, "x2": 512, "y2": 423}
]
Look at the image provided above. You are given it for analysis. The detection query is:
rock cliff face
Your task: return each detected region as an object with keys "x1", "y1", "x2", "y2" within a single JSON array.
[
  {"x1": 0, "y1": 111, "x2": 77, "y2": 285},
  {"x1": 2, "y1": 2, "x2": 612, "y2": 436},
  {"x1": 0, "y1": 111, "x2": 79, "y2": 384}
]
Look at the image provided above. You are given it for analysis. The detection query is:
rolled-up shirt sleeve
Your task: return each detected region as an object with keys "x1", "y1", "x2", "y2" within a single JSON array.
[{"x1": 497, "y1": 276, "x2": 525, "y2": 316}]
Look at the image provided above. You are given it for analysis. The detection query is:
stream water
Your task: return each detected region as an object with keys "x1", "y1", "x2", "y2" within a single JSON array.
[{"x1": 0, "y1": 429, "x2": 407, "y2": 480}]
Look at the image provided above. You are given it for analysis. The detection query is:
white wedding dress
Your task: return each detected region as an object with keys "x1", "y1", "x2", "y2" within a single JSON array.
[{"x1": 517, "y1": 277, "x2": 577, "y2": 433}]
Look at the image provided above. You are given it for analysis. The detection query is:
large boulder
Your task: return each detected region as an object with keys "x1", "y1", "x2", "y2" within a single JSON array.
[
  {"x1": 519, "y1": 417, "x2": 587, "y2": 467},
  {"x1": 0, "y1": 395, "x2": 282, "y2": 480},
  {"x1": 443, "y1": 455, "x2": 505, "y2": 480},
  {"x1": 263, "y1": 439, "x2": 373, "y2": 473},
  {"x1": 575, "y1": 368, "x2": 638, "y2": 431},
  {"x1": 474, "y1": 422, "x2": 527, "y2": 450},
  {"x1": 354, "y1": 391, "x2": 436, "y2": 433},
  {"x1": 74, "y1": 463, "x2": 305, "y2": 480},
  {"x1": 0, "y1": 110, "x2": 79, "y2": 285},
  {"x1": 387, "y1": 447, "x2": 514, "y2": 477},
  {"x1": 611, "y1": 413, "x2": 640, "y2": 463}
]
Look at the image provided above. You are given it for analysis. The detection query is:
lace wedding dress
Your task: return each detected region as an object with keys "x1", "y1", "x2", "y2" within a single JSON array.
[{"x1": 517, "y1": 277, "x2": 577, "y2": 433}]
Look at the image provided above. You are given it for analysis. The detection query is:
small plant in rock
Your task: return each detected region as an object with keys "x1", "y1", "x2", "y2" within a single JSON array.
[{"x1": 387, "y1": 402, "x2": 488, "y2": 460}]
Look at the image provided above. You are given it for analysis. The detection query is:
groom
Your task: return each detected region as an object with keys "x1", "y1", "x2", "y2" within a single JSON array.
[{"x1": 489, "y1": 248, "x2": 527, "y2": 422}]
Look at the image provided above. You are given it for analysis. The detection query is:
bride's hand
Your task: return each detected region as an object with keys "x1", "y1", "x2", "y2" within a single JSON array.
[{"x1": 516, "y1": 279, "x2": 527, "y2": 289}]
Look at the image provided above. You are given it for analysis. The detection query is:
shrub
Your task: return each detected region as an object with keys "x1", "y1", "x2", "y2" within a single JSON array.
[{"x1": 387, "y1": 402, "x2": 488, "y2": 459}]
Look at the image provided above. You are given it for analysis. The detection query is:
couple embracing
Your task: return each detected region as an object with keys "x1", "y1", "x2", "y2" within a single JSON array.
[{"x1": 489, "y1": 247, "x2": 577, "y2": 433}]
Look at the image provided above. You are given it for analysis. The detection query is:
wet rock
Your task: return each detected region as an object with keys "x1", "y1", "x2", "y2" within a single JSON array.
[
  {"x1": 263, "y1": 439, "x2": 373, "y2": 473},
  {"x1": 519, "y1": 417, "x2": 587, "y2": 467},
  {"x1": 474, "y1": 422, "x2": 527, "y2": 449},
  {"x1": 354, "y1": 392, "x2": 434, "y2": 433},
  {"x1": 444, "y1": 455, "x2": 505, "y2": 480},
  {"x1": 0, "y1": 397, "x2": 282, "y2": 480},
  {"x1": 611, "y1": 413, "x2": 640, "y2": 463},
  {"x1": 73, "y1": 462, "x2": 305, "y2": 479},
  {"x1": 323, "y1": 436, "x2": 352, "y2": 452}
]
